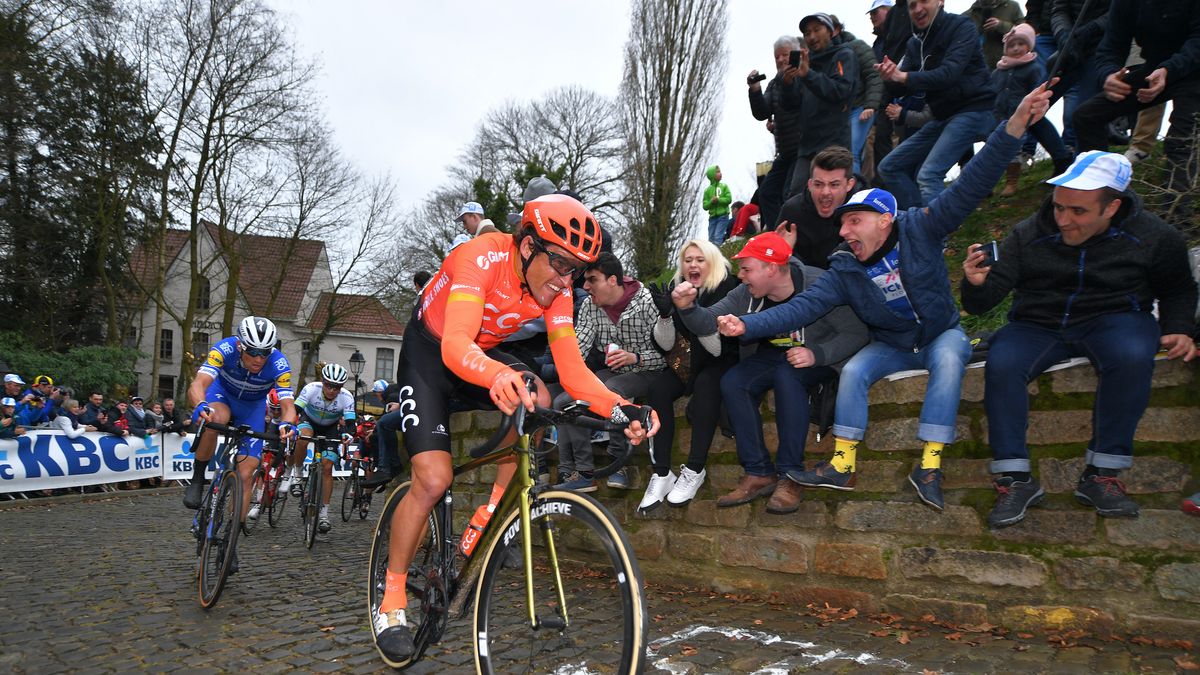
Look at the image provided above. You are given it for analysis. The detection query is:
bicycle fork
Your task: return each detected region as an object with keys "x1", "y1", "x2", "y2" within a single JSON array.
[{"x1": 513, "y1": 436, "x2": 569, "y2": 632}]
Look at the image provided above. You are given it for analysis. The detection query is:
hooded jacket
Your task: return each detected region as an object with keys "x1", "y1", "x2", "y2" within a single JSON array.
[
  {"x1": 779, "y1": 41, "x2": 858, "y2": 157},
  {"x1": 961, "y1": 191, "x2": 1198, "y2": 334},
  {"x1": 678, "y1": 257, "x2": 868, "y2": 368},
  {"x1": 739, "y1": 122, "x2": 1019, "y2": 351},
  {"x1": 703, "y1": 165, "x2": 732, "y2": 218},
  {"x1": 1094, "y1": 0, "x2": 1200, "y2": 86},
  {"x1": 899, "y1": 9, "x2": 996, "y2": 120}
]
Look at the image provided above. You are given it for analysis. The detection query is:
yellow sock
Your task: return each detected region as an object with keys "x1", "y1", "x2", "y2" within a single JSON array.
[
  {"x1": 380, "y1": 570, "x2": 408, "y2": 613},
  {"x1": 921, "y1": 441, "x2": 944, "y2": 470},
  {"x1": 831, "y1": 437, "x2": 858, "y2": 473}
]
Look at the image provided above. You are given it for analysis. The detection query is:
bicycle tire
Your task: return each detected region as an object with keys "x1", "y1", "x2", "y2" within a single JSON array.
[
  {"x1": 472, "y1": 490, "x2": 647, "y2": 674},
  {"x1": 368, "y1": 481, "x2": 445, "y2": 670},
  {"x1": 304, "y1": 468, "x2": 320, "y2": 549},
  {"x1": 341, "y1": 465, "x2": 358, "y2": 522},
  {"x1": 267, "y1": 467, "x2": 288, "y2": 528},
  {"x1": 198, "y1": 472, "x2": 242, "y2": 609},
  {"x1": 192, "y1": 485, "x2": 212, "y2": 560},
  {"x1": 243, "y1": 467, "x2": 265, "y2": 535}
]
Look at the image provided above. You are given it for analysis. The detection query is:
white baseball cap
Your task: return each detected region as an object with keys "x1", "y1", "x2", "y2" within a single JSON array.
[
  {"x1": 867, "y1": 0, "x2": 894, "y2": 12},
  {"x1": 455, "y1": 201, "x2": 485, "y2": 222},
  {"x1": 1046, "y1": 151, "x2": 1132, "y2": 192},
  {"x1": 3, "y1": 373, "x2": 24, "y2": 385},
  {"x1": 1, "y1": 397, "x2": 15, "y2": 406}
]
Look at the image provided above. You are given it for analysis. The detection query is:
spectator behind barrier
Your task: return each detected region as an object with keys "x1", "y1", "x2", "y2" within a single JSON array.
[
  {"x1": 24, "y1": 375, "x2": 63, "y2": 423},
  {"x1": 875, "y1": 0, "x2": 997, "y2": 209},
  {"x1": 638, "y1": 239, "x2": 742, "y2": 512},
  {"x1": 719, "y1": 85, "x2": 1054, "y2": 513},
  {"x1": 53, "y1": 399, "x2": 98, "y2": 438},
  {"x1": 552, "y1": 252, "x2": 666, "y2": 493},
  {"x1": 682, "y1": 233, "x2": 868, "y2": 514},
  {"x1": 80, "y1": 391, "x2": 105, "y2": 425},
  {"x1": 1, "y1": 397, "x2": 27, "y2": 438},
  {"x1": 126, "y1": 396, "x2": 160, "y2": 438},
  {"x1": 1072, "y1": 0, "x2": 1200, "y2": 222},
  {"x1": 3, "y1": 373, "x2": 24, "y2": 401},
  {"x1": 774, "y1": 146, "x2": 860, "y2": 269},
  {"x1": 961, "y1": 151, "x2": 1198, "y2": 527},
  {"x1": 159, "y1": 397, "x2": 191, "y2": 435}
]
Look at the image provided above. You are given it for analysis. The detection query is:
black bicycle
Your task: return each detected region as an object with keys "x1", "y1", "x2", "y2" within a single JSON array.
[
  {"x1": 367, "y1": 378, "x2": 651, "y2": 672},
  {"x1": 189, "y1": 420, "x2": 275, "y2": 609},
  {"x1": 296, "y1": 435, "x2": 344, "y2": 549},
  {"x1": 341, "y1": 447, "x2": 372, "y2": 522}
]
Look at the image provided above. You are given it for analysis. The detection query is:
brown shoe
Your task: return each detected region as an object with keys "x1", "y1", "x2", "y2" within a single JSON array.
[
  {"x1": 716, "y1": 474, "x2": 778, "y2": 508},
  {"x1": 765, "y1": 480, "x2": 804, "y2": 514}
]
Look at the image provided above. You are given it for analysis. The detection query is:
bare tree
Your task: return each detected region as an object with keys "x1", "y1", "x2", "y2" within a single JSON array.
[{"x1": 618, "y1": 0, "x2": 729, "y2": 278}]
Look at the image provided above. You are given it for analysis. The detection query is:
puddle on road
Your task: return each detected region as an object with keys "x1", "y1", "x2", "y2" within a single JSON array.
[{"x1": 648, "y1": 624, "x2": 911, "y2": 673}]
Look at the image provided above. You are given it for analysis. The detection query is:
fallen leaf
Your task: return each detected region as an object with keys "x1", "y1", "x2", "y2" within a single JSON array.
[
  {"x1": 870, "y1": 629, "x2": 891, "y2": 638},
  {"x1": 753, "y1": 619, "x2": 763, "y2": 625},
  {"x1": 945, "y1": 632, "x2": 963, "y2": 641},
  {"x1": 1175, "y1": 656, "x2": 1199, "y2": 671},
  {"x1": 680, "y1": 646, "x2": 698, "y2": 657},
  {"x1": 898, "y1": 632, "x2": 911, "y2": 645},
  {"x1": 1017, "y1": 633, "x2": 1034, "y2": 639},
  {"x1": 1014, "y1": 644, "x2": 1030, "y2": 652},
  {"x1": 319, "y1": 626, "x2": 335, "y2": 632}
]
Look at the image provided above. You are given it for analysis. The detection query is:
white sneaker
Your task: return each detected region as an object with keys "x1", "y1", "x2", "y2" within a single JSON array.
[
  {"x1": 374, "y1": 608, "x2": 407, "y2": 634},
  {"x1": 279, "y1": 474, "x2": 294, "y2": 492},
  {"x1": 666, "y1": 465, "x2": 706, "y2": 506},
  {"x1": 638, "y1": 471, "x2": 677, "y2": 512},
  {"x1": 318, "y1": 505, "x2": 331, "y2": 533},
  {"x1": 247, "y1": 504, "x2": 261, "y2": 520}
]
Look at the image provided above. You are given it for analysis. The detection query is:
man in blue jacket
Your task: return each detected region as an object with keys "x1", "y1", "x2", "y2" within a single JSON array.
[
  {"x1": 718, "y1": 84, "x2": 1053, "y2": 511},
  {"x1": 875, "y1": 0, "x2": 996, "y2": 209}
]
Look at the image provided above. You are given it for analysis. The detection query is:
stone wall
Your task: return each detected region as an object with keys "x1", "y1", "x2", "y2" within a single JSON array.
[{"x1": 446, "y1": 359, "x2": 1200, "y2": 638}]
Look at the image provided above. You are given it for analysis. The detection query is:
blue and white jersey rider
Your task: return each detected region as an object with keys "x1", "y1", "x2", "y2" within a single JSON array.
[{"x1": 198, "y1": 338, "x2": 293, "y2": 402}]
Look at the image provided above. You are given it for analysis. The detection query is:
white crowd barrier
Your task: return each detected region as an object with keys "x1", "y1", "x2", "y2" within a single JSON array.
[{"x1": 0, "y1": 429, "x2": 358, "y2": 493}]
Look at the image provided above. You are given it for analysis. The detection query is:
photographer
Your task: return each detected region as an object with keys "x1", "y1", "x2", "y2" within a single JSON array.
[{"x1": 23, "y1": 375, "x2": 63, "y2": 424}]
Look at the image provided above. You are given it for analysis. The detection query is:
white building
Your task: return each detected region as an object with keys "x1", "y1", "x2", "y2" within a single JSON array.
[{"x1": 126, "y1": 222, "x2": 405, "y2": 402}]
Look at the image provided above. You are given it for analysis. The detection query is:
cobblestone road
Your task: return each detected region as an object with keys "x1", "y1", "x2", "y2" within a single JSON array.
[{"x1": 1, "y1": 489, "x2": 1194, "y2": 674}]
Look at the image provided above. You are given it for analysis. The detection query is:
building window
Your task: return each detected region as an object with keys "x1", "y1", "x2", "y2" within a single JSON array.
[
  {"x1": 192, "y1": 332, "x2": 210, "y2": 360},
  {"x1": 157, "y1": 375, "x2": 175, "y2": 402},
  {"x1": 124, "y1": 325, "x2": 138, "y2": 349},
  {"x1": 375, "y1": 348, "x2": 394, "y2": 381},
  {"x1": 159, "y1": 329, "x2": 173, "y2": 360},
  {"x1": 195, "y1": 277, "x2": 211, "y2": 310},
  {"x1": 302, "y1": 341, "x2": 318, "y2": 366}
]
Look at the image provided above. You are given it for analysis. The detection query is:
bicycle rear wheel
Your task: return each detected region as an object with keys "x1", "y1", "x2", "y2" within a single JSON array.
[
  {"x1": 473, "y1": 490, "x2": 647, "y2": 674},
  {"x1": 243, "y1": 468, "x2": 265, "y2": 535},
  {"x1": 198, "y1": 472, "x2": 242, "y2": 609},
  {"x1": 303, "y1": 469, "x2": 320, "y2": 549},
  {"x1": 341, "y1": 466, "x2": 358, "y2": 522},
  {"x1": 267, "y1": 466, "x2": 288, "y2": 528},
  {"x1": 368, "y1": 481, "x2": 446, "y2": 669}
]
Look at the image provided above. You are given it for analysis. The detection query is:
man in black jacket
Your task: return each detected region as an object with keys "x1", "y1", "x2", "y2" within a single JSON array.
[
  {"x1": 774, "y1": 145, "x2": 860, "y2": 269},
  {"x1": 1072, "y1": 0, "x2": 1200, "y2": 219},
  {"x1": 875, "y1": 0, "x2": 996, "y2": 209},
  {"x1": 961, "y1": 151, "x2": 1198, "y2": 528}
]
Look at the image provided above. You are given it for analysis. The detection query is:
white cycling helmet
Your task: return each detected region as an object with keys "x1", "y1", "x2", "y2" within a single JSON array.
[
  {"x1": 371, "y1": 379, "x2": 388, "y2": 393},
  {"x1": 237, "y1": 316, "x2": 277, "y2": 351},
  {"x1": 321, "y1": 363, "x2": 349, "y2": 385}
]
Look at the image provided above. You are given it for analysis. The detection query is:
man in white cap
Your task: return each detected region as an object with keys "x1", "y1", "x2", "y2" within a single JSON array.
[
  {"x1": 3, "y1": 373, "x2": 25, "y2": 400},
  {"x1": 961, "y1": 151, "x2": 1198, "y2": 528},
  {"x1": 449, "y1": 201, "x2": 497, "y2": 250}
]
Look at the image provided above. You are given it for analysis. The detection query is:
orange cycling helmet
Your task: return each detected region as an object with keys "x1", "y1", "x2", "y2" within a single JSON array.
[{"x1": 522, "y1": 194, "x2": 602, "y2": 263}]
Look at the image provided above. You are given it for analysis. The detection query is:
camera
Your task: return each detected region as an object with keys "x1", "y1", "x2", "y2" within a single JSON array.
[
  {"x1": 980, "y1": 241, "x2": 999, "y2": 267},
  {"x1": 748, "y1": 73, "x2": 767, "y2": 84}
]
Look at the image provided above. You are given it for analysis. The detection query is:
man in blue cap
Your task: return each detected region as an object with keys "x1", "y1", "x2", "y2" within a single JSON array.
[
  {"x1": 718, "y1": 84, "x2": 1055, "y2": 511},
  {"x1": 961, "y1": 150, "x2": 1197, "y2": 527}
]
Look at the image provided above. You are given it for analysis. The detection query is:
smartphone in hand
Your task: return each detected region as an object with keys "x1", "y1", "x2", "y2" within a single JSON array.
[
  {"x1": 980, "y1": 240, "x2": 999, "y2": 267},
  {"x1": 789, "y1": 50, "x2": 801, "y2": 68}
]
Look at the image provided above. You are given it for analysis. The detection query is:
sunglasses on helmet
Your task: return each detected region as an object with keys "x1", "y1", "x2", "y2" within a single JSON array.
[{"x1": 530, "y1": 237, "x2": 587, "y2": 279}]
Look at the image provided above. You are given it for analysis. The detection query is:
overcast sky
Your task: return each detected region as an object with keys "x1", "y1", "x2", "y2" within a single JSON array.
[{"x1": 272, "y1": 0, "x2": 977, "y2": 233}]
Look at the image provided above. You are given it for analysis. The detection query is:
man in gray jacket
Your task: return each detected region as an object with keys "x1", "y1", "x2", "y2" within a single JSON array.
[{"x1": 672, "y1": 232, "x2": 868, "y2": 514}]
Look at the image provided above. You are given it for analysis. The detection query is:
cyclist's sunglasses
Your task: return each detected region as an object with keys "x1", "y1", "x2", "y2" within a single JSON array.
[
  {"x1": 322, "y1": 381, "x2": 342, "y2": 390},
  {"x1": 242, "y1": 345, "x2": 272, "y2": 358},
  {"x1": 530, "y1": 237, "x2": 587, "y2": 279}
]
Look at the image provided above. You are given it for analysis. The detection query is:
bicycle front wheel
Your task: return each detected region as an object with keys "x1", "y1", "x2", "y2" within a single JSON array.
[
  {"x1": 303, "y1": 469, "x2": 320, "y2": 549},
  {"x1": 243, "y1": 468, "x2": 264, "y2": 535},
  {"x1": 341, "y1": 467, "x2": 358, "y2": 522},
  {"x1": 473, "y1": 490, "x2": 647, "y2": 674},
  {"x1": 198, "y1": 472, "x2": 241, "y2": 609},
  {"x1": 267, "y1": 466, "x2": 288, "y2": 528}
]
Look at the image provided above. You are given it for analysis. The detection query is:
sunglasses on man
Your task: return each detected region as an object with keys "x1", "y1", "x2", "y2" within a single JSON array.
[{"x1": 530, "y1": 237, "x2": 587, "y2": 279}]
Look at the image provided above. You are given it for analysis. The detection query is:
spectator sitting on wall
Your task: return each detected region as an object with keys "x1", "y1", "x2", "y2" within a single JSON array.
[
  {"x1": 961, "y1": 151, "x2": 1198, "y2": 527},
  {"x1": 875, "y1": 0, "x2": 997, "y2": 209},
  {"x1": 680, "y1": 232, "x2": 868, "y2": 513},
  {"x1": 126, "y1": 396, "x2": 160, "y2": 438},
  {"x1": 159, "y1": 397, "x2": 190, "y2": 435},
  {"x1": 80, "y1": 391, "x2": 105, "y2": 425},
  {"x1": 0, "y1": 397, "x2": 27, "y2": 438},
  {"x1": 53, "y1": 399, "x2": 97, "y2": 438},
  {"x1": 718, "y1": 85, "x2": 1054, "y2": 512},
  {"x1": 774, "y1": 146, "x2": 861, "y2": 269}
]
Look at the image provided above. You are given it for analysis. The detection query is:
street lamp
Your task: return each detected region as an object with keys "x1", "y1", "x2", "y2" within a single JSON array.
[{"x1": 348, "y1": 349, "x2": 365, "y2": 415}]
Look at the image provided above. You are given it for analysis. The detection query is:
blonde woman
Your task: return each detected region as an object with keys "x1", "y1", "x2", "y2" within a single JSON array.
[{"x1": 640, "y1": 239, "x2": 740, "y2": 511}]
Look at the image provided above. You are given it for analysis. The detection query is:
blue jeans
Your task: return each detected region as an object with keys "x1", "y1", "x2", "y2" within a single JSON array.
[
  {"x1": 720, "y1": 348, "x2": 835, "y2": 477},
  {"x1": 877, "y1": 109, "x2": 996, "y2": 209},
  {"x1": 833, "y1": 328, "x2": 972, "y2": 444},
  {"x1": 1053, "y1": 60, "x2": 1103, "y2": 150},
  {"x1": 708, "y1": 214, "x2": 731, "y2": 245},
  {"x1": 1022, "y1": 34, "x2": 1061, "y2": 155},
  {"x1": 848, "y1": 107, "x2": 873, "y2": 176},
  {"x1": 985, "y1": 313, "x2": 1160, "y2": 474}
]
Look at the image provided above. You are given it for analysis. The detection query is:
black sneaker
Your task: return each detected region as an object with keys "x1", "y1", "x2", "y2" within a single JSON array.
[
  {"x1": 183, "y1": 481, "x2": 205, "y2": 509},
  {"x1": 1075, "y1": 474, "x2": 1139, "y2": 518},
  {"x1": 908, "y1": 466, "x2": 944, "y2": 511},
  {"x1": 988, "y1": 476, "x2": 1044, "y2": 528}
]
